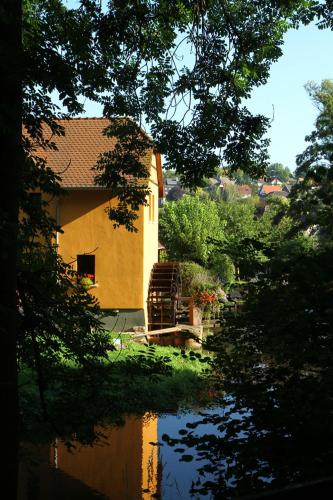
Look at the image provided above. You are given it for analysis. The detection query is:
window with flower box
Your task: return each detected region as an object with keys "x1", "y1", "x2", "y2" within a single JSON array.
[{"x1": 77, "y1": 254, "x2": 95, "y2": 283}]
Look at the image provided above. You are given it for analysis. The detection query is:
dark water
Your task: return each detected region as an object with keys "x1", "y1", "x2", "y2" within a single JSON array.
[
  {"x1": 18, "y1": 406, "x2": 233, "y2": 500},
  {"x1": 18, "y1": 399, "x2": 333, "y2": 499}
]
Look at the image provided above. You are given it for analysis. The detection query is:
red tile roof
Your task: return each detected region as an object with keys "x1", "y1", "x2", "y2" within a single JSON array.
[
  {"x1": 32, "y1": 118, "x2": 155, "y2": 189},
  {"x1": 260, "y1": 184, "x2": 283, "y2": 195}
]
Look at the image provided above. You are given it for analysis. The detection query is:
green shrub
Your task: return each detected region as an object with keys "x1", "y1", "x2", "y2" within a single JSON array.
[
  {"x1": 179, "y1": 261, "x2": 219, "y2": 296},
  {"x1": 210, "y1": 253, "x2": 236, "y2": 286}
]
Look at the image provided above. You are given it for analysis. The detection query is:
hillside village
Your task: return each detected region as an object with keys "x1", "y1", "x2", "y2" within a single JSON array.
[{"x1": 162, "y1": 166, "x2": 301, "y2": 206}]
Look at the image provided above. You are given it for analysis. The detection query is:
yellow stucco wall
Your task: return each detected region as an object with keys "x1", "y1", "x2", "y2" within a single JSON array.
[
  {"x1": 56, "y1": 190, "x2": 145, "y2": 309},
  {"x1": 48, "y1": 153, "x2": 160, "y2": 319},
  {"x1": 143, "y1": 154, "x2": 159, "y2": 324},
  {"x1": 142, "y1": 414, "x2": 159, "y2": 498}
]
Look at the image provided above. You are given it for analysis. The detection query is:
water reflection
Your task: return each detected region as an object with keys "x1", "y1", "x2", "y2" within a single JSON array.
[
  {"x1": 19, "y1": 407, "x2": 238, "y2": 499},
  {"x1": 19, "y1": 415, "x2": 159, "y2": 500},
  {"x1": 158, "y1": 409, "x2": 226, "y2": 499},
  {"x1": 19, "y1": 408, "x2": 227, "y2": 499}
]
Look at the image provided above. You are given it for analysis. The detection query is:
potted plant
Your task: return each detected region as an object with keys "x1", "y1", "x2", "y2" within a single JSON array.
[
  {"x1": 192, "y1": 285, "x2": 223, "y2": 324},
  {"x1": 77, "y1": 273, "x2": 95, "y2": 289}
]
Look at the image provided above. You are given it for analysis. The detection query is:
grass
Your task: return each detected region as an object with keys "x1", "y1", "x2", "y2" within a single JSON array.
[{"x1": 19, "y1": 337, "x2": 214, "y2": 443}]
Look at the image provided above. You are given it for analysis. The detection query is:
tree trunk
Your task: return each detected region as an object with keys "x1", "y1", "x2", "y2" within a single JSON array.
[{"x1": 0, "y1": 0, "x2": 22, "y2": 497}]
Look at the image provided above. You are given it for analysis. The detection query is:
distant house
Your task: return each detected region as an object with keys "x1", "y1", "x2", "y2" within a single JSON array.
[
  {"x1": 257, "y1": 177, "x2": 267, "y2": 187},
  {"x1": 269, "y1": 176, "x2": 283, "y2": 185},
  {"x1": 236, "y1": 184, "x2": 252, "y2": 199},
  {"x1": 164, "y1": 177, "x2": 181, "y2": 197},
  {"x1": 259, "y1": 184, "x2": 283, "y2": 197},
  {"x1": 37, "y1": 118, "x2": 163, "y2": 329},
  {"x1": 220, "y1": 176, "x2": 236, "y2": 188}
]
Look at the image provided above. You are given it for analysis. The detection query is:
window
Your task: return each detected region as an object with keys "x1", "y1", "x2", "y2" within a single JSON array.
[
  {"x1": 149, "y1": 194, "x2": 155, "y2": 222},
  {"x1": 77, "y1": 254, "x2": 95, "y2": 283}
]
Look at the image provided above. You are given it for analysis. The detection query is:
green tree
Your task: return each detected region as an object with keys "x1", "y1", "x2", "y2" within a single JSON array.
[
  {"x1": 294, "y1": 79, "x2": 333, "y2": 238},
  {"x1": 159, "y1": 196, "x2": 223, "y2": 265},
  {"x1": 166, "y1": 184, "x2": 186, "y2": 201},
  {"x1": 210, "y1": 198, "x2": 293, "y2": 278},
  {"x1": 210, "y1": 253, "x2": 236, "y2": 285},
  {"x1": 229, "y1": 168, "x2": 255, "y2": 185},
  {"x1": 215, "y1": 199, "x2": 261, "y2": 277},
  {"x1": 267, "y1": 162, "x2": 292, "y2": 182},
  {"x1": 173, "y1": 79, "x2": 333, "y2": 496},
  {"x1": 296, "y1": 80, "x2": 333, "y2": 176}
]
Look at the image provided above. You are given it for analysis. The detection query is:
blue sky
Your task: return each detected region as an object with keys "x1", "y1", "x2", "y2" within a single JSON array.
[
  {"x1": 78, "y1": 20, "x2": 333, "y2": 173},
  {"x1": 247, "y1": 23, "x2": 333, "y2": 171}
]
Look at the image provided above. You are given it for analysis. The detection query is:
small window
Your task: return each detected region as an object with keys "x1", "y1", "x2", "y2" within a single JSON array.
[
  {"x1": 149, "y1": 194, "x2": 155, "y2": 222},
  {"x1": 77, "y1": 254, "x2": 95, "y2": 283}
]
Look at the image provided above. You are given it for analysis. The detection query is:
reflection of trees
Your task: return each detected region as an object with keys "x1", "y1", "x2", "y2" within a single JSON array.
[
  {"x1": 163, "y1": 369, "x2": 333, "y2": 497},
  {"x1": 162, "y1": 248, "x2": 333, "y2": 497}
]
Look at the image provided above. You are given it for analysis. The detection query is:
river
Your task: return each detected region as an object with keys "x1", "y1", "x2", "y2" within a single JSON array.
[{"x1": 18, "y1": 404, "x2": 241, "y2": 500}]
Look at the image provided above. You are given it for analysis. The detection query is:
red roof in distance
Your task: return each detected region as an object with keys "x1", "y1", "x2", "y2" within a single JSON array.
[{"x1": 260, "y1": 184, "x2": 283, "y2": 195}]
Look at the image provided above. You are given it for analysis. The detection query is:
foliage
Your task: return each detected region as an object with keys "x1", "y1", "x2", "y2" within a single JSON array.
[
  {"x1": 267, "y1": 162, "x2": 292, "y2": 182},
  {"x1": 179, "y1": 261, "x2": 219, "y2": 297},
  {"x1": 293, "y1": 79, "x2": 333, "y2": 238},
  {"x1": 3, "y1": 1, "x2": 333, "y2": 495},
  {"x1": 20, "y1": 342, "x2": 213, "y2": 441},
  {"x1": 160, "y1": 240, "x2": 333, "y2": 497},
  {"x1": 214, "y1": 199, "x2": 267, "y2": 277},
  {"x1": 158, "y1": 78, "x2": 333, "y2": 496},
  {"x1": 229, "y1": 167, "x2": 255, "y2": 185},
  {"x1": 159, "y1": 196, "x2": 223, "y2": 265},
  {"x1": 17, "y1": 250, "x2": 111, "y2": 369},
  {"x1": 221, "y1": 183, "x2": 242, "y2": 202},
  {"x1": 296, "y1": 79, "x2": 333, "y2": 176},
  {"x1": 166, "y1": 184, "x2": 185, "y2": 201},
  {"x1": 209, "y1": 252, "x2": 236, "y2": 285},
  {"x1": 162, "y1": 194, "x2": 293, "y2": 280},
  {"x1": 22, "y1": 0, "x2": 326, "y2": 227}
]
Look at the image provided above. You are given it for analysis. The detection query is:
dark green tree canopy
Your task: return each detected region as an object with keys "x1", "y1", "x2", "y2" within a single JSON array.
[
  {"x1": 23, "y1": 0, "x2": 331, "y2": 230},
  {"x1": 293, "y1": 79, "x2": 333, "y2": 237},
  {"x1": 296, "y1": 79, "x2": 333, "y2": 175}
]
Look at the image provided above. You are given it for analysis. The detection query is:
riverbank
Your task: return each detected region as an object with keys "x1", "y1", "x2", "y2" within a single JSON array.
[{"x1": 19, "y1": 339, "x2": 214, "y2": 443}]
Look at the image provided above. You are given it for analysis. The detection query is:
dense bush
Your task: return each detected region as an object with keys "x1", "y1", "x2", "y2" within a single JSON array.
[
  {"x1": 210, "y1": 253, "x2": 236, "y2": 286},
  {"x1": 179, "y1": 261, "x2": 219, "y2": 297}
]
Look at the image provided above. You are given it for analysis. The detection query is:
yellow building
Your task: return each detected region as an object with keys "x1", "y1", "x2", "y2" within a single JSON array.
[{"x1": 42, "y1": 118, "x2": 163, "y2": 329}]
